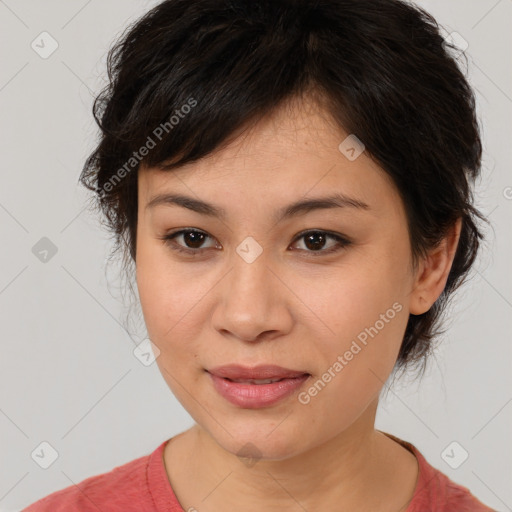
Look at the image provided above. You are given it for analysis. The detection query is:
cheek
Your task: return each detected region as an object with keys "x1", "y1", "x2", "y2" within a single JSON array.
[
  {"x1": 296, "y1": 244, "x2": 411, "y2": 399},
  {"x1": 136, "y1": 256, "x2": 207, "y2": 404},
  {"x1": 136, "y1": 237, "x2": 203, "y2": 347},
  {"x1": 302, "y1": 254, "x2": 408, "y2": 345},
  {"x1": 296, "y1": 280, "x2": 408, "y2": 432}
]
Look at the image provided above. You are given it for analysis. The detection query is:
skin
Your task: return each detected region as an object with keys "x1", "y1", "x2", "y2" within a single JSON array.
[{"x1": 135, "y1": 95, "x2": 461, "y2": 512}]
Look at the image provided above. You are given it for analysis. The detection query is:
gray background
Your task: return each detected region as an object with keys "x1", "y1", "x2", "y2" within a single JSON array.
[{"x1": 0, "y1": 0, "x2": 510, "y2": 510}]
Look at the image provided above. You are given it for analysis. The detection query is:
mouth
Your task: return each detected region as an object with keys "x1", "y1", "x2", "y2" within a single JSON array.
[{"x1": 206, "y1": 364, "x2": 311, "y2": 408}]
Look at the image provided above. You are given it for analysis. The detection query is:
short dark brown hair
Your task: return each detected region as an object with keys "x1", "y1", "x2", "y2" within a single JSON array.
[{"x1": 80, "y1": 0, "x2": 488, "y2": 378}]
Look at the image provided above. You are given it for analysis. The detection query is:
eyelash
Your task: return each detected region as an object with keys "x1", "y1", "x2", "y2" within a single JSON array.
[{"x1": 158, "y1": 229, "x2": 352, "y2": 258}]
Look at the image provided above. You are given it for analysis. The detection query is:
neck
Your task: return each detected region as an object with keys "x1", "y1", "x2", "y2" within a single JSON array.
[{"x1": 165, "y1": 399, "x2": 419, "y2": 512}]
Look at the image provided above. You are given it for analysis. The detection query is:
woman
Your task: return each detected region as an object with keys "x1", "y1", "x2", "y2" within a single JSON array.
[{"x1": 24, "y1": 0, "x2": 495, "y2": 510}]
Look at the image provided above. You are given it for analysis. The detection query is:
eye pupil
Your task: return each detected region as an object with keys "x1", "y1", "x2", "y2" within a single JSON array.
[
  {"x1": 304, "y1": 232, "x2": 326, "y2": 251},
  {"x1": 184, "y1": 231, "x2": 205, "y2": 248}
]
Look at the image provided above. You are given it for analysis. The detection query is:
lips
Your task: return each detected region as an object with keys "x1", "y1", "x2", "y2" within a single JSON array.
[
  {"x1": 207, "y1": 364, "x2": 310, "y2": 382},
  {"x1": 207, "y1": 365, "x2": 311, "y2": 408}
]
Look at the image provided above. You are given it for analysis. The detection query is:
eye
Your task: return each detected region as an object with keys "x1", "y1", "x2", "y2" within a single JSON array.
[
  {"x1": 159, "y1": 229, "x2": 351, "y2": 257},
  {"x1": 290, "y1": 230, "x2": 352, "y2": 256},
  {"x1": 159, "y1": 229, "x2": 217, "y2": 255}
]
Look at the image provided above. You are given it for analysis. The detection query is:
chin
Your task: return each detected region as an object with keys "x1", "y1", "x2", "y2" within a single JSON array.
[{"x1": 209, "y1": 418, "x2": 308, "y2": 463}]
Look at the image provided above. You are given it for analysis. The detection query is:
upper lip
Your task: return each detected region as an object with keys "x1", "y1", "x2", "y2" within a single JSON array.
[{"x1": 207, "y1": 364, "x2": 309, "y2": 380}]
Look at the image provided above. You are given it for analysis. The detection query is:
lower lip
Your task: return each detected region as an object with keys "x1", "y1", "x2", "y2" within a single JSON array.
[{"x1": 208, "y1": 372, "x2": 310, "y2": 408}]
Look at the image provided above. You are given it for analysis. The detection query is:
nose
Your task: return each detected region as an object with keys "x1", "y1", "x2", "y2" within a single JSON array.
[{"x1": 210, "y1": 248, "x2": 293, "y2": 343}]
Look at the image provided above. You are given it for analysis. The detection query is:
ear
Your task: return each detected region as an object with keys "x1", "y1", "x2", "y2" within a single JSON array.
[{"x1": 409, "y1": 217, "x2": 462, "y2": 315}]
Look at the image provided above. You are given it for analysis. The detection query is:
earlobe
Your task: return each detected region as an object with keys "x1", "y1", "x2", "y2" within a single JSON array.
[{"x1": 409, "y1": 218, "x2": 462, "y2": 315}]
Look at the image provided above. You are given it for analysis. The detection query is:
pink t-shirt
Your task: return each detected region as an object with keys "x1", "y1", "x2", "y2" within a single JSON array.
[{"x1": 22, "y1": 433, "x2": 496, "y2": 511}]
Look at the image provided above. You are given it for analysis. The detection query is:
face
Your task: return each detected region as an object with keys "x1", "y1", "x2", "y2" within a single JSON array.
[{"x1": 136, "y1": 97, "x2": 417, "y2": 461}]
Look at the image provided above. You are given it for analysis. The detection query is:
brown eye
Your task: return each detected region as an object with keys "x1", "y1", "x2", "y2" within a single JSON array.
[
  {"x1": 291, "y1": 230, "x2": 351, "y2": 256},
  {"x1": 161, "y1": 229, "x2": 217, "y2": 255}
]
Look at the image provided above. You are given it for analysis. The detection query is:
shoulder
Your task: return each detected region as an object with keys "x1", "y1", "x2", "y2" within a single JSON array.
[
  {"x1": 21, "y1": 441, "x2": 168, "y2": 512},
  {"x1": 385, "y1": 434, "x2": 496, "y2": 512},
  {"x1": 415, "y1": 465, "x2": 497, "y2": 511}
]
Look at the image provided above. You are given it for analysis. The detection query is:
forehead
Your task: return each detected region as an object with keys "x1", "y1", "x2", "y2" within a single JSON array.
[{"x1": 138, "y1": 98, "x2": 402, "y2": 219}]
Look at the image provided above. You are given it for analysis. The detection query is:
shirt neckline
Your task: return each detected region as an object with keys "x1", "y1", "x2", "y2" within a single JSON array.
[
  {"x1": 147, "y1": 432, "x2": 428, "y2": 512},
  {"x1": 377, "y1": 430, "x2": 431, "y2": 511},
  {"x1": 147, "y1": 438, "x2": 184, "y2": 511}
]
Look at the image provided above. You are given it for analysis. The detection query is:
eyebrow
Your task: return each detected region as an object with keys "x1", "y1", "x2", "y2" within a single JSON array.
[{"x1": 145, "y1": 192, "x2": 370, "y2": 222}]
